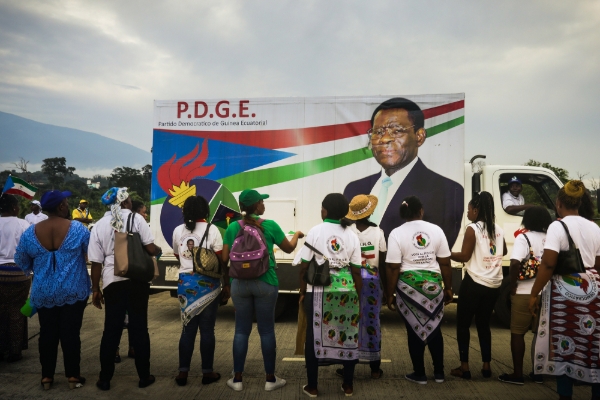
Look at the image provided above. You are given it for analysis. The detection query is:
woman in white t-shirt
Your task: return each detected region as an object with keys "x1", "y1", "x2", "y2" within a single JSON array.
[
  {"x1": 386, "y1": 196, "x2": 453, "y2": 384},
  {"x1": 337, "y1": 194, "x2": 387, "y2": 380},
  {"x1": 450, "y1": 191, "x2": 507, "y2": 380},
  {"x1": 0, "y1": 194, "x2": 31, "y2": 363},
  {"x1": 529, "y1": 181, "x2": 600, "y2": 398},
  {"x1": 296, "y1": 193, "x2": 363, "y2": 397},
  {"x1": 172, "y1": 195, "x2": 228, "y2": 387},
  {"x1": 498, "y1": 206, "x2": 552, "y2": 385}
]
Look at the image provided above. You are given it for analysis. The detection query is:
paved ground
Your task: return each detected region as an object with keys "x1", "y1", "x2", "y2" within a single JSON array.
[{"x1": 0, "y1": 292, "x2": 592, "y2": 399}]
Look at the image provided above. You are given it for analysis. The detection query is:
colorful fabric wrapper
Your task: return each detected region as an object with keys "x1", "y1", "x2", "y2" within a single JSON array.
[
  {"x1": 358, "y1": 265, "x2": 382, "y2": 361},
  {"x1": 0, "y1": 263, "x2": 29, "y2": 283},
  {"x1": 534, "y1": 270, "x2": 600, "y2": 383},
  {"x1": 177, "y1": 272, "x2": 221, "y2": 326},
  {"x1": 312, "y1": 267, "x2": 360, "y2": 361},
  {"x1": 395, "y1": 269, "x2": 444, "y2": 342}
]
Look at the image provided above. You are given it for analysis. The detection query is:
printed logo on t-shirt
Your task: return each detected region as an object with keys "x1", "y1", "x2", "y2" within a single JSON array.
[
  {"x1": 181, "y1": 235, "x2": 200, "y2": 260},
  {"x1": 489, "y1": 241, "x2": 496, "y2": 255},
  {"x1": 328, "y1": 236, "x2": 344, "y2": 253},
  {"x1": 412, "y1": 232, "x2": 431, "y2": 250}
]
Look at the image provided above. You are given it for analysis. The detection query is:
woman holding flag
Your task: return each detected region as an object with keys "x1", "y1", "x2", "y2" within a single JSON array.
[{"x1": 0, "y1": 193, "x2": 32, "y2": 363}]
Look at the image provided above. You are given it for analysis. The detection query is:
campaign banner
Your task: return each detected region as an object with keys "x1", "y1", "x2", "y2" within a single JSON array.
[{"x1": 152, "y1": 94, "x2": 465, "y2": 253}]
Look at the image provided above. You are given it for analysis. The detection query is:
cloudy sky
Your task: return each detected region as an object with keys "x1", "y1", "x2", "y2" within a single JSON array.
[{"x1": 1, "y1": 0, "x2": 599, "y2": 179}]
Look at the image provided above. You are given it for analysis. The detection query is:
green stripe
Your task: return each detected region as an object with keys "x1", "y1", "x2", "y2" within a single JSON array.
[
  {"x1": 427, "y1": 116, "x2": 464, "y2": 137},
  {"x1": 361, "y1": 245, "x2": 375, "y2": 251},
  {"x1": 216, "y1": 147, "x2": 373, "y2": 193},
  {"x1": 152, "y1": 117, "x2": 464, "y2": 200},
  {"x1": 10, "y1": 176, "x2": 37, "y2": 192}
]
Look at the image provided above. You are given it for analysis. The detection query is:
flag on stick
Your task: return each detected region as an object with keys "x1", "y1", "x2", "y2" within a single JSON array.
[
  {"x1": 2, "y1": 176, "x2": 38, "y2": 199},
  {"x1": 211, "y1": 202, "x2": 241, "y2": 230}
]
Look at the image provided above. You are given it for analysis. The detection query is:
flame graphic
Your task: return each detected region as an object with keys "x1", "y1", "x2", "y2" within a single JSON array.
[{"x1": 157, "y1": 141, "x2": 216, "y2": 207}]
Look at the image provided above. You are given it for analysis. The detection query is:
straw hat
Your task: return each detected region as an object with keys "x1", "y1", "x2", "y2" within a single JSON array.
[{"x1": 345, "y1": 194, "x2": 378, "y2": 220}]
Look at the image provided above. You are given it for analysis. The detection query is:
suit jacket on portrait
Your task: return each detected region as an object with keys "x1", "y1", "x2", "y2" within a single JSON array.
[{"x1": 343, "y1": 158, "x2": 464, "y2": 247}]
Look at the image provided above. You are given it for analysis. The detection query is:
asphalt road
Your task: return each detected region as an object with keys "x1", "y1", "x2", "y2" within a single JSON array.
[{"x1": 0, "y1": 291, "x2": 592, "y2": 399}]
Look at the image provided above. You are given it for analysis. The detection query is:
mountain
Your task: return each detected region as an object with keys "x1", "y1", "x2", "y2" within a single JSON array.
[{"x1": 0, "y1": 111, "x2": 151, "y2": 172}]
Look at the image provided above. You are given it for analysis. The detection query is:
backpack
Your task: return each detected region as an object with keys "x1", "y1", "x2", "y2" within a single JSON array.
[{"x1": 229, "y1": 219, "x2": 270, "y2": 280}]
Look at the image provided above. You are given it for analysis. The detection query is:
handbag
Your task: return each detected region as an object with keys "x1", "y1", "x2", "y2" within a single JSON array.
[
  {"x1": 554, "y1": 220, "x2": 586, "y2": 276},
  {"x1": 114, "y1": 213, "x2": 155, "y2": 282},
  {"x1": 302, "y1": 242, "x2": 331, "y2": 287},
  {"x1": 192, "y1": 223, "x2": 222, "y2": 278},
  {"x1": 517, "y1": 233, "x2": 540, "y2": 280}
]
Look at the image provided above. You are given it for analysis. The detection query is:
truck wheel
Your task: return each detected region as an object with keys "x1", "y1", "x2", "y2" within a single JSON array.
[{"x1": 494, "y1": 277, "x2": 512, "y2": 329}]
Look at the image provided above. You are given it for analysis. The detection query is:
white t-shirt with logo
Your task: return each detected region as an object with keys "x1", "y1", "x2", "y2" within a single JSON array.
[
  {"x1": 545, "y1": 216, "x2": 600, "y2": 269},
  {"x1": 88, "y1": 210, "x2": 155, "y2": 289},
  {"x1": 25, "y1": 212, "x2": 48, "y2": 225},
  {"x1": 349, "y1": 225, "x2": 387, "y2": 269},
  {"x1": 502, "y1": 192, "x2": 525, "y2": 208},
  {"x1": 511, "y1": 231, "x2": 546, "y2": 294},
  {"x1": 0, "y1": 217, "x2": 31, "y2": 264},
  {"x1": 295, "y1": 221, "x2": 362, "y2": 292},
  {"x1": 465, "y1": 222, "x2": 504, "y2": 288},
  {"x1": 386, "y1": 220, "x2": 451, "y2": 272},
  {"x1": 172, "y1": 222, "x2": 223, "y2": 274}
]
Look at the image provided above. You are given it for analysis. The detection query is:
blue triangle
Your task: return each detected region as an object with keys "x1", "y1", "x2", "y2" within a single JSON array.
[{"x1": 152, "y1": 130, "x2": 295, "y2": 200}]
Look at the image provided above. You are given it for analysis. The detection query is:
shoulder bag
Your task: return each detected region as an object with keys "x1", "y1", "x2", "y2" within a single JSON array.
[
  {"x1": 303, "y1": 242, "x2": 331, "y2": 287},
  {"x1": 517, "y1": 233, "x2": 540, "y2": 280},
  {"x1": 192, "y1": 223, "x2": 222, "y2": 278},
  {"x1": 554, "y1": 221, "x2": 586, "y2": 276},
  {"x1": 114, "y1": 213, "x2": 155, "y2": 282}
]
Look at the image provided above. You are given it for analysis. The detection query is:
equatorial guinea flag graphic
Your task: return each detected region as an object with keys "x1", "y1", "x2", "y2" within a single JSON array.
[{"x1": 2, "y1": 176, "x2": 38, "y2": 199}]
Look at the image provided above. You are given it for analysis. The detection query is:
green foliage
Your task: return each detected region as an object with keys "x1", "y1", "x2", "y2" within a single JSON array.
[
  {"x1": 110, "y1": 165, "x2": 151, "y2": 199},
  {"x1": 525, "y1": 160, "x2": 570, "y2": 183},
  {"x1": 41, "y1": 157, "x2": 76, "y2": 189}
]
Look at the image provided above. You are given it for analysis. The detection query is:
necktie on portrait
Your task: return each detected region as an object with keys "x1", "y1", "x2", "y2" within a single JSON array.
[{"x1": 370, "y1": 176, "x2": 392, "y2": 225}]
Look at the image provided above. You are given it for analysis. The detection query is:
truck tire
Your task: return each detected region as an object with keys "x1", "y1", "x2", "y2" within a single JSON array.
[{"x1": 494, "y1": 276, "x2": 512, "y2": 329}]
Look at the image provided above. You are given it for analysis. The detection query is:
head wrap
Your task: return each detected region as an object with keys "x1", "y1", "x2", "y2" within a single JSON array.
[
  {"x1": 563, "y1": 180, "x2": 585, "y2": 199},
  {"x1": 101, "y1": 187, "x2": 129, "y2": 231}
]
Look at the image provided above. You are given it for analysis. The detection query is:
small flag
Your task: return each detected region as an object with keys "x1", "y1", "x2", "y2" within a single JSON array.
[
  {"x1": 211, "y1": 202, "x2": 241, "y2": 230},
  {"x1": 2, "y1": 176, "x2": 38, "y2": 199}
]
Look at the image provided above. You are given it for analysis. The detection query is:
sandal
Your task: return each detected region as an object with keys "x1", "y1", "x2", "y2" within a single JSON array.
[
  {"x1": 450, "y1": 366, "x2": 471, "y2": 380},
  {"x1": 41, "y1": 378, "x2": 53, "y2": 390},
  {"x1": 202, "y1": 372, "x2": 221, "y2": 385},
  {"x1": 68, "y1": 376, "x2": 86, "y2": 389}
]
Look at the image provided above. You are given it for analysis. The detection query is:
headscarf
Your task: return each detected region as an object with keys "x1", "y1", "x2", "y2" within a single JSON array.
[
  {"x1": 101, "y1": 187, "x2": 129, "y2": 231},
  {"x1": 563, "y1": 180, "x2": 585, "y2": 198}
]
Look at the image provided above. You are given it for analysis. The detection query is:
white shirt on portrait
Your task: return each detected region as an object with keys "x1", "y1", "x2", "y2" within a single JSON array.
[{"x1": 369, "y1": 156, "x2": 419, "y2": 220}]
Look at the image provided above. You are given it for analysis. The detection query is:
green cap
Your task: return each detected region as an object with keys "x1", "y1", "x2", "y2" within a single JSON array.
[{"x1": 239, "y1": 189, "x2": 269, "y2": 207}]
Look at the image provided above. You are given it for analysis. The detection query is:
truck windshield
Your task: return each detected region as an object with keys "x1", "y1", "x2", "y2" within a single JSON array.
[{"x1": 499, "y1": 173, "x2": 561, "y2": 218}]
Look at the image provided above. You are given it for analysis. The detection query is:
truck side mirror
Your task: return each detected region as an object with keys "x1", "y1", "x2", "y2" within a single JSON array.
[{"x1": 472, "y1": 172, "x2": 481, "y2": 199}]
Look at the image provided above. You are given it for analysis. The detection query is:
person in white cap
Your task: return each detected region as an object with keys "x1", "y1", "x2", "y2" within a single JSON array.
[
  {"x1": 25, "y1": 200, "x2": 48, "y2": 225},
  {"x1": 502, "y1": 177, "x2": 533, "y2": 214}
]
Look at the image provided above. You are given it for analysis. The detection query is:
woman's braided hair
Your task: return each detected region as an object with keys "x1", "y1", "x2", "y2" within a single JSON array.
[
  {"x1": 182, "y1": 195, "x2": 210, "y2": 232},
  {"x1": 557, "y1": 180, "x2": 586, "y2": 210},
  {"x1": 470, "y1": 191, "x2": 496, "y2": 243}
]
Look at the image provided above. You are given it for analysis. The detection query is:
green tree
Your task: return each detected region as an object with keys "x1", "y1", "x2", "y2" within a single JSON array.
[
  {"x1": 525, "y1": 160, "x2": 570, "y2": 183},
  {"x1": 110, "y1": 166, "x2": 150, "y2": 199},
  {"x1": 41, "y1": 157, "x2": 76, "y2": 189}
]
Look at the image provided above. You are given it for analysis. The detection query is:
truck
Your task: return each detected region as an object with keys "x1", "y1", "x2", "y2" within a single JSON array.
[{"x1": 149, "y1": 94, "x2": 564, "y2": 325}]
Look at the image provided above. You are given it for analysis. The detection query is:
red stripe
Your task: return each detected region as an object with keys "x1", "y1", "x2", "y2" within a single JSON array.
[
  {"x1": 362, "y1": 253, "x2": 376, "y2": 259},
  {"x1": 422, "y1": 100, "x2": 464, "y2": 119},
  {"x1": 157, "y1": 100, "x2": 464, "y2": 149},
  {"x1": 158, "y1": 121, "x2": 371, "y2": 150}
]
